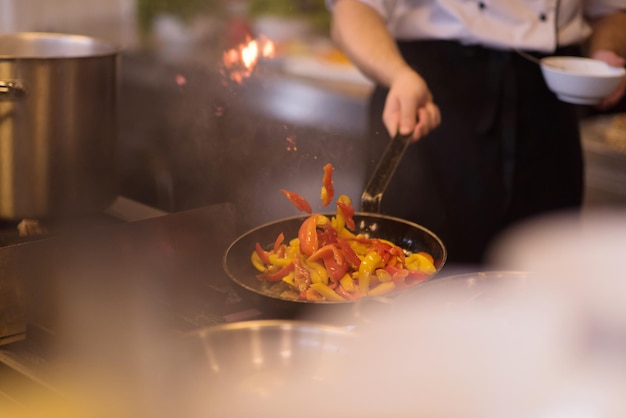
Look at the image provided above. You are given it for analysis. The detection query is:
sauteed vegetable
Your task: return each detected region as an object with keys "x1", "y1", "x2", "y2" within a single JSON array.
[{"x1": 250, "y1": 164, "x2": 437, "y2": 301}]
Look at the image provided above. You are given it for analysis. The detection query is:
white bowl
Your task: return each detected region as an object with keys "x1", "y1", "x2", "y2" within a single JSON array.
[{"x1": 540, "y1": 56, "x2": 625, "y2": 105}]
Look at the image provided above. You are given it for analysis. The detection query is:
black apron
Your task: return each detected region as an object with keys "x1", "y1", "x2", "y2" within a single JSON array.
[{"x1": 367, "y1": 40, "x2": 584, "y2": 267}]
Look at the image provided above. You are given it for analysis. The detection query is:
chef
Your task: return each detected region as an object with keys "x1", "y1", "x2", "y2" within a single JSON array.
[{"x1": 327, "y1": 0, "x2": 626, "y2": 266}]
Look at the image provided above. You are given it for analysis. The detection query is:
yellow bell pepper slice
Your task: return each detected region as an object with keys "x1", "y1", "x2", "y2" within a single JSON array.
[
  {"x1": 339, "y1": 273, "x2": 355, "y2": 292},
  {"x1": 310, "y1": 282, "x2": 346, "y2": 301},
  {"x1": 305, "y1": 260, "x2": 329, "y2": 285},
  {"x1": 282, "y1": 271, "x2": 295, "y2": 287},
  {"x1": 333, "y1": 195, "x2": 353, "y2": 234},
  {"x1": 405, "y1": 252, "x2": 437, "y2": 274},
  {"x1": 375, "y1": 268, "x2": 392, "y2": 282},
  {"x1": 368, "y1": 281, "x2": 396, "y2": 297},
  {"x1": 268, "y1": 253, "x2": 293, "y2": 267},
  {"x1": 251, "y1": 251, "x2": 266, "y2": 272},
  {"x1": 358, "y1": 251, "x2": 382, "y2": 294}
]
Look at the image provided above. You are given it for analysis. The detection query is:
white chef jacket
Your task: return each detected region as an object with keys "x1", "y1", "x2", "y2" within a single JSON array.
[{"x1": 327, "y1": 0, "x2": 626, "y2": 52}]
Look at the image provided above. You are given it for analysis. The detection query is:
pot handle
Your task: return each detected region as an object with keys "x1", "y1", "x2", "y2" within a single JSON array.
[{"x1": 0, "y1": 81, "x2": 26, "y2": 101}]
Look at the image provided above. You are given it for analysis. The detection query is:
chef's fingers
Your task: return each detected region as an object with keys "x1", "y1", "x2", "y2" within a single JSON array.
[
  {"x1": 412, "y1": 102, "x2": 441, "y2": 141},
  {"x1": 398, "y1": 96, "x2": 420, "y2": 137},
  {"x1": 382, "y1": 95, "x2": 400, "y2": 138},
  {"x1": 591, "y1": 49, "x2": 625, "y2": 68},
  {"x1": 382, "y1": 93, "x2": 418, "y2": 138},
  {"x1": 590, "y1": 50, "x2": 626, "y2": 110},
  {"x1": 597, "y1": 76, "x2": 626, "y2": 110},
  {"x1": 383, "y1": 67, "x2": 436, "y2": 139}
]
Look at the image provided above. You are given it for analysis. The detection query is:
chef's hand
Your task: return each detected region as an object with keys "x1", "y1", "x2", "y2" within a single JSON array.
[
  {"x1": 383, "y1": 67, "x2": 441, "y2": 142},
  {"x1": 592, "y1": 49, "x2": 626, "y2": 109}
]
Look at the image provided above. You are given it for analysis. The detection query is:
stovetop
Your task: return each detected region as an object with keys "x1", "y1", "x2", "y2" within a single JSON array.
[
  {"x1": 0, "y1": 197, "x2": 266, "y2": 407},
  {"x1": 0, "y1": 197, "x2": 168, "y2": 248}
]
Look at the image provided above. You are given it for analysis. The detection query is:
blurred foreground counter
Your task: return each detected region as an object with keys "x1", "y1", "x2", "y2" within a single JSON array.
[{"x1": 0, "y1": 203, "x2": 265, "y2": 405}]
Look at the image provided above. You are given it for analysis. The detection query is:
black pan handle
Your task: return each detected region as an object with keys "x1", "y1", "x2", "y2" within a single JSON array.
[{"x1": 360, "y1": 132, "x2": 412, "y2": 213}]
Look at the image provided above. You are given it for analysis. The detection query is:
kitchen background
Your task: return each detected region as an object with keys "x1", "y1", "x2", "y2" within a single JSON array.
[
  {"x1": 1, "y1": 2, "x2": 626, "y2": 414},
  {"x1": 0, "y1": 0, "x2": 624, "y2": 231},
  {"x1": 0, "y1": 0, "x2": 375, "y2": 233}
]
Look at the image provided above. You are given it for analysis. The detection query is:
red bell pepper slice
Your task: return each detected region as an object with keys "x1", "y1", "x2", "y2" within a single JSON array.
[
  {"x1": 323, "y1": 254, "x2": 348, "y2": 282},
  {"x1": 320, "y1": 163, "x2": 334, "y2": 207},
  {"x1": 385, "y1": 264, "x2": 410, "y2": 285},
  {"x1": 391, "y1": 268, "x2": 410, "y2": 287},
  {"x1": 369, "y1": 239, "x2": 392, "y2": 265},
  {"x1": 293, "y1": 257, "x2": 312, "y2": 292},
  {"x1": 335, "y1": 238, "x2": 361, "y2": 268},
  {"x1": 298, "y1": 215, "x2": 319, "y2": 255},
  {"x1": 317, "y1": 223, "x2": 338, "y2": 247},
  {"x1": 405, "y1": 270, "x2": 430, "y2": 285},
  {"x1": 300, "y1": 288, "x2": 323, "y2": 301},
  {"x1": 280, "y1": 189, "x2": 312, "y2": 214},
  {"x1": 255, "y1": 242, "x2": 271, "y2": 264},
  {"x1": 259, "y1": 262, "x2": 294, "y2": 282},
  {"x1": 388, "y1": 245, "x2": 406, "y2": 262},
  {"x1": 335, "y1": 285, "x2": 359, "y2": 300},
  {"x1": 273, "y1": 232, "x2": 285, "y2": 253},
  {"x1": 307, "y1": 243, "x2": 348, "y2": 282},
  {"x1": 371, "y1": 239, "x2": 392, "y2": 253},
  {"x1": 336, "y1": 201, "x2": 355, "y2": 231},
  {"x1": 307, "y1": 243, "x2": 340, "y2": 263}
]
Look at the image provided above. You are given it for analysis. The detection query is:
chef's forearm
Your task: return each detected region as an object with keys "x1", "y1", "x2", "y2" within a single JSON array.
[
  {"x1": 330, "y1": 0, "x2": 413, "y2": 87},
  {"x1": 587, "y1": 11, "x2": 626, "y2": 57}
]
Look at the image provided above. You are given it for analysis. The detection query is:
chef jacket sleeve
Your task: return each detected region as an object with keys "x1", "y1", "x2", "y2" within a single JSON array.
[{"x1": 325, "y1": 0, "x2": 393, "y2": 21}]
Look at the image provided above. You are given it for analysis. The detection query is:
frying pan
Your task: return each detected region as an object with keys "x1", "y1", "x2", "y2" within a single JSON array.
[{"x1": 223, "y1": 133, "x2": 447, "y2": 321}]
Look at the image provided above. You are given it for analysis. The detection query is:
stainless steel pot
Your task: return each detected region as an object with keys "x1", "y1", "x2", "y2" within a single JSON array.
[
  {"x1": 173, "y1": 320, "x2": 356, "y2": 418},
  {"x1": 0, "y1": 32, "x2": 118, "y2": 220}
]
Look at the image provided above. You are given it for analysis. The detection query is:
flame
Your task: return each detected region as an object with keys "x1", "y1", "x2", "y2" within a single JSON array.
[
  {"x1": 241, "y1": 40, "x2": 259, "y2": 69},
  {"x1": 222, "y1": 36, "x2": 275, "y2": 84}
]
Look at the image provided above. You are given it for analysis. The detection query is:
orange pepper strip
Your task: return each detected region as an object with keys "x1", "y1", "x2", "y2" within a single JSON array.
[
  {"x1": 335, "y1": 238, "x2": 361, "y2": 268},
  {"x1": 273, "y1": 232, "x2": 285, "y2": 252},
  {"x1": 255, "y1": 242, "x2": 271, "y2": 264},
  {"x1": 280, "y1": 189, "x2": 312, "y2": 213},
  {"x1": 298, "y1": 214, "x2": 319, "y2": 256},
  {"x1": 320, "y1": 163, "x2": 334, "y2": 207},
  {"x1": 307, "y1": 244, "x2": 348, "y2": 282},
  {"x1": 260, "y1": 263, "x2": 295, "y2": 282},
  {"x1": 336, "y1": 201, "x2": 355, "y2": 231}
]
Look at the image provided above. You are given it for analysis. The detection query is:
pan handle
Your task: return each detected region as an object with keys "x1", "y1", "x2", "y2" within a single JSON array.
[
  {"x1": 0, "y1": 81, "x2": 26, "y2": 101},
  {"x1": 360, "y1": 132, "x2": 412, "y2": 213}
]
